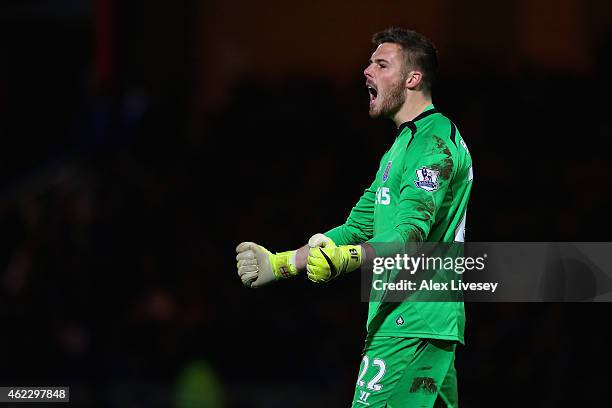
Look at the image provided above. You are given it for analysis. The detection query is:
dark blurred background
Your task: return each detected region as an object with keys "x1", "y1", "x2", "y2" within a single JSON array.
[{"x1": 1, "y1": 0, "x2": 611, "y2": 406}]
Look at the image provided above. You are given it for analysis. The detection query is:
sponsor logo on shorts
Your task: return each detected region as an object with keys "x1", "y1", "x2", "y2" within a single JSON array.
[
  {"x1": 409, "y1": 377, "x2": 437, "y2": 394},
  {"x1": 357, "y1": 391, "x2": 370, "y2": 404}
]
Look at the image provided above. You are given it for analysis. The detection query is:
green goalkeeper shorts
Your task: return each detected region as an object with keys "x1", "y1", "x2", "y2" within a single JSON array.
[{"x1": 351, "y1": 336, "x2": 458, "y2": 408}]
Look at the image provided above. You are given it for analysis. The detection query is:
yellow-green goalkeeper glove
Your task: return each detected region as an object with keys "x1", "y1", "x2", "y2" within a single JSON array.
[
  {"x1": 306, "y1": 235, "x2": 362, "y2": 283},
  {"x1": 235, "y1": 242, "x2": 298, "y2": 288}
]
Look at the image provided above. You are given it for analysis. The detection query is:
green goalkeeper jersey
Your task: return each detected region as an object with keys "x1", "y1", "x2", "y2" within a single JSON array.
[{"x1": 325, "y1": 105, "x2": 473, "y2": 344}]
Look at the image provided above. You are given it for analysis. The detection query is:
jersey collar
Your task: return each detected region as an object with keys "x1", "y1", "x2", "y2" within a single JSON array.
[{"x1": 397, "y1": 105, "x2": 438, "y2": 136}]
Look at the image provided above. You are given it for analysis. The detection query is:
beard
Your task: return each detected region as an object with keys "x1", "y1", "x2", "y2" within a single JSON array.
[{"x1": 369, "y1": 78, "x2": 406, "y2": 119}]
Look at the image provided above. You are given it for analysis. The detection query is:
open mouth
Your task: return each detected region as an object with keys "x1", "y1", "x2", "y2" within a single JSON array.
[{"x1": 367, "y1": 84, "x2": 378, "y2": 105}]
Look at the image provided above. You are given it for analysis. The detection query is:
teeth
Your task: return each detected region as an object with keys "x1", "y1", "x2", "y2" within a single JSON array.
[{"x1": 367, "y1": 86, "x2": 377, "y2": 98}]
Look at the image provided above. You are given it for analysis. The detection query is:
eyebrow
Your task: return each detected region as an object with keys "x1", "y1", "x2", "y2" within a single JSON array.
[{"x1": 369, "y1": 58, "x2": 390, "y2": 64}]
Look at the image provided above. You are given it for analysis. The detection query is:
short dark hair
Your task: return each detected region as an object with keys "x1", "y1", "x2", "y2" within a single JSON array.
[{"x1": 372, "y1": 27, "x2": 438, "y2": 95}]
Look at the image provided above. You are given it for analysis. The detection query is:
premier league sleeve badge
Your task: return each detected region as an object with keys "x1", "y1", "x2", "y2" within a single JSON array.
[{"x1": 414, "y1": 167, "x2": 440, "y2": 192}]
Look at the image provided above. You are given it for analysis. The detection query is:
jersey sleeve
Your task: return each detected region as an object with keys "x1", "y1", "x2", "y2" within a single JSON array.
[
  {"x1": 369, "y1": 134, "x2": 457, "y2": 245},
  {"x1": 324, "y1": 178, "x2": 376, "y2": 245}
]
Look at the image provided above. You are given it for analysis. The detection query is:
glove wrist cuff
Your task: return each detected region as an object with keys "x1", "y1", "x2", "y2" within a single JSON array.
[
  {"x1": 271, "y1": 250, "x2": 298, "y2": 280},
  {"x1": 342, "y1": 245, "x2": 363, "y2": 274}
]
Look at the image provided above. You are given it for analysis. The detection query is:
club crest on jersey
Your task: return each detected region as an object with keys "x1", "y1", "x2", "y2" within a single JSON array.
[
  {"x1": 414, "y1": 167, "x2": 439, "y2": 192},
  {"x1": 382, "y1": 160, "x2": 392, "y2": 183}
]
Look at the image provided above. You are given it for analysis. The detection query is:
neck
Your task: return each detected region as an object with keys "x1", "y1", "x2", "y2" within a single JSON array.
[{"x1": 392, "y1": 92, "x2": 432, "y2": 127}]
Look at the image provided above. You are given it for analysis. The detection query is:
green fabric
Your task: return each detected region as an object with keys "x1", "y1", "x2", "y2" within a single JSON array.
[
  {"x1": 325, "y1": 106, "x2": 473, "y2": 344},
  {"x1": 351, "y1": 336, "x2": 458, "y2": 407}
]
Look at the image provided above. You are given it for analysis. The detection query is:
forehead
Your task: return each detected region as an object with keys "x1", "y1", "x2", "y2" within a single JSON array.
[{"x1": 370, "y1": 42, "x2": 403, "y2": 62}]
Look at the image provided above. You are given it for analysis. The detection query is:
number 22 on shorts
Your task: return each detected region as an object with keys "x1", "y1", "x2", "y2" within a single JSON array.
[{"x1": 357, "y1": 356, "x2": 387, "y2": 391}]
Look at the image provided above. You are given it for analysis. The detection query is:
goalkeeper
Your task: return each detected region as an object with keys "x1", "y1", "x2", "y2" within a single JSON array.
[{"x1": 236, "y1": 27, "x2": 472, "y2": 408}]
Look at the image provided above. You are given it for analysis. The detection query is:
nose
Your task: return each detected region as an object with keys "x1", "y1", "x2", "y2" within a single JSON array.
[{"x1": 364, "y1": 64, "x2": 373, "y2": 79}]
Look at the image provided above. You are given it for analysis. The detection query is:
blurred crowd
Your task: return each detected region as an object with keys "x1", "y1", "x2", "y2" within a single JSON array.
[
  {"x1": 1, "y1": 63, "x2": 612, "y2": 406},
  {"x1": 2, "y1": 1, "x2": 612, "y2": 405}
]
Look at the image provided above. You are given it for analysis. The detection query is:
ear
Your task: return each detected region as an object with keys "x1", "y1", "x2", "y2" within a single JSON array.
[{"x1": 404, "y1": 71, "x2": 423, "y2": 90}]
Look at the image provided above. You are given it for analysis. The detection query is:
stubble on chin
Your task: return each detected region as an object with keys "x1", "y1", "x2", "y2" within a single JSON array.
[
  {"x1": 370, "y1": 84, "x2": 405, "y2": 120},
  {"x1": 383, "y1": 86, "x2": 405, "y2": 118},
  {"x1": 368, "y1": 106, "x2": 380, "y2": 118}
]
